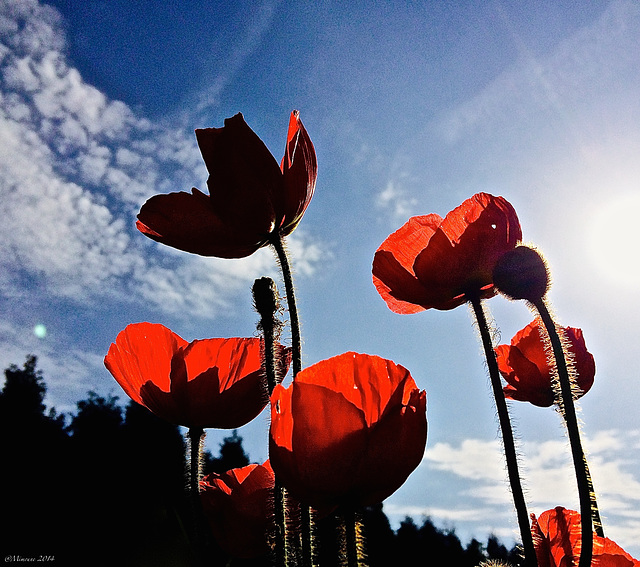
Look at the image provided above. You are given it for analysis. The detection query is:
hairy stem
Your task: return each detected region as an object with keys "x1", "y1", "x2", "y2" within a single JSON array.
[
  {"x1": 187, "y1": 427, "x2": 207, "y2": 565},
  {"x1": 271, "y1": 234, "x2": 316, "y2": 567},
  {"x1": 469, "y1": 295, "x2": 537, "y2": 567},
  {"x1": 341, "y1": 508, "x2": 367, "y2": 567},
  {"x1": 271, "y1": 234, "x2": 302, "y2": 377},
  {"x1": 534, "y1": 300, "x2": 594, "y2": 565},
  {"x1": 253, "y1": 277, "x2": 289, "y2": 566}
]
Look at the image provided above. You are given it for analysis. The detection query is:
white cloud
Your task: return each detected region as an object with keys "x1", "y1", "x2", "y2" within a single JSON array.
[
  {"x1": 375, "y1": 180, "x2": 418, "y2": 225},
  {"x1": 419, "y1": 431, "x2": 640, "y2": 552}
]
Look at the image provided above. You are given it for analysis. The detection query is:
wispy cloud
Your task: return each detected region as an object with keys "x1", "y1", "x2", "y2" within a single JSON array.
[
  {"x1": 375, "y1": 180, "x2": 418, "y2": 225},
  {"x1": 404, "y1": 430, "x2": 640, "y2": 551},
  {"x1": 192, "y1": 0, "x2": 280, "y2": 116}
]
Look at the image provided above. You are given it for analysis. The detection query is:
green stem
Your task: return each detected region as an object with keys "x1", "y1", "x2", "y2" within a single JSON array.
[
  {"x1": 469, "y1": 295, "x2": 537, "y2": 567},
  {"x1": 534, "y1": 300, "x2": 595, "y2": 565},
  {"x1": 274, "y1": 480, "x2": 289, "y2": 567}
]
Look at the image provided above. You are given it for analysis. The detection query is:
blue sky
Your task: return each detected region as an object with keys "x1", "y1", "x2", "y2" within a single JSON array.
[{"x1": 1, "y1": 0, "x2": 639, "y2": 554}]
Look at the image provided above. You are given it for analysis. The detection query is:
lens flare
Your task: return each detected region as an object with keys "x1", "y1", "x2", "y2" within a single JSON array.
[{"x1": 33, "y1": 324, "x2": 47, "y2": 339}]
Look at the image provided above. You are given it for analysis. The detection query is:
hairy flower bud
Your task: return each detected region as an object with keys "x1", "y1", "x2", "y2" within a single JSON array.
[{"x1": 493, "y1": 245, "x2": 549, "y2": 302}]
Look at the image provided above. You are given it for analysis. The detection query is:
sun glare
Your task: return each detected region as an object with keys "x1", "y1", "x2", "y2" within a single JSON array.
[{"x1": 589, "y1": 193, "x2": 640, "y2": 288}]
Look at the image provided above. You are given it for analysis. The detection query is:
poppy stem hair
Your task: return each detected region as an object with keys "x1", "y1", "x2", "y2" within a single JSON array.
[
  {"x1": 253, "y1": 276, "x2": 284, "y2": 395},
  {"x1": 186, "y1": 426, "x2": 208, "y2": 562},
  {"x1": 340, "y1": 508, "x2": 368, "y2": 567},
  {"x1": 271, "y1": 234, "x2": 302, "y2": 377},
  {"x1": 468, "y1": 294, "x2": 538, "y2": 567},
  {"x1": 252, "y1": 277, "x2": 291, "y2": 567},
  {"x1": 270, "y1": 234, "x2": 317, "y2": 567},
  {"x1": 533, "y1": 299, "x2": 596, "y2": 566}
]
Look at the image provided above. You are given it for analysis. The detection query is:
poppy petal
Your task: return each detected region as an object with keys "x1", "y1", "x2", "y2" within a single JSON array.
[
  {"x1": 270, "y1": 382, "x2": 368, "y2": 509},
  {"x1": 413, "y1": 194, "x2": 521, "y2": 304},
  {"x1": 358, "y1": 388, "x2": 427, "y2": 505},
  {"x1": 269, "y1": 353, "x2": 427, "y2": 511},
  {"x1": 200, "y1": 460, "x2": 274, "y2": 558},
  {"x1": 104, "y1": 322, "x2": 187, "y2": 406},
  {"x1": 532, "y1": 507, "x2": 639, "y2": 566},
  {"x1": 196, "y1": 113, "x2": 281, "y2": 237},
  {"x1": 279, "y1": 110, "x2": 317, "y2": 234},
  {"x1": 137, "y1": 188, "x2": 267, "y2": 258},
  {"x1": 496, "y1": 321, "x2": 595, "y2": 408},
  {"x1": 179, "y1": 337, "x2": 266, "y2": 429}
]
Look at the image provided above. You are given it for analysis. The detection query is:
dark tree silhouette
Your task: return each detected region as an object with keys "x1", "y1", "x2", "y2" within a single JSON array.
[
  {"x1": 0, "y1": 356, "x2": 69, "y2": 558},
  {"x1": 465, "y1": 538, "x2": 486, "y2": 566},
  {"x1": 203, "y1": 429, "x2": 251, "y2": 475}
]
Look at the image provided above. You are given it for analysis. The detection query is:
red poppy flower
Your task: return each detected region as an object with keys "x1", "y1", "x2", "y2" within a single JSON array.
[
  {"x1": 200, "y1": 460, "x2": 275, "y2": 559},
  {"x1": 136, "y1": 110, "x2": 317, "y2": 258},
  {"x1": 104, "y1": 322, "x2": 290, "y2": 428},
  {"x1": 372, "y1": 193, "x2": 522, "y2": 313},
  {"x1": 495, "y1": 320, "x2": 595, "y2": 408},
  {"x1": 269, "y1": 352, "x2": 427, "y2": 512},
  {"x1": 532, "y1": 507, "x2": 639, "y2": 566}
]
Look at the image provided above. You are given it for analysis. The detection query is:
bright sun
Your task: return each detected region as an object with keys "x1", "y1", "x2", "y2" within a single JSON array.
[{"x1": 589, "y1": 193, "x2": 640, "y2": 288}]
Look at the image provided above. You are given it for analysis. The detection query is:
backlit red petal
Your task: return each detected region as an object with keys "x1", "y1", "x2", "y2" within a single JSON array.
[
  {"x1": 279, "y1": 110, "x2": 317, "y2": 234},
  {"x1": 496, "y1": 321, "x2": 595, "y2": 408},
  {"x1": 373, "y1": 215, "x2": 443, "y2": 313},
  {"x1": 200, "y1": 461, "x2": 274, "y2": 559},
  {"x1": 358, "y1": 388, "x2": 427, "y2": 505},
  {"x1": 104, "y1": 322, "x2": 187, "y2": 406},
  {"x1": 533, "y1": 508, "x2": 639, "y2": 566},
  {"x1": 176, "y1": 337, "x2": 266, "y2": 429},
  {"x1": 564, "y1": 327, "x2": 596, "y2": 397},
  {"x1": 413, "y1": 194, "x2": 521, "y2": 304},
  {"x1": 291, "y1": 352, "x2": 414, "y2": 426},
  {"x1": 269, "y1": 381, "x2": 368, "y2": 509}
]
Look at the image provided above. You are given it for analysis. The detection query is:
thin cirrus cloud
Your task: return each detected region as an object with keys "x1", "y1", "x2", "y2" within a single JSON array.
[{"x1": 0, "y1": 0, "x2": 325, "y2": 317}]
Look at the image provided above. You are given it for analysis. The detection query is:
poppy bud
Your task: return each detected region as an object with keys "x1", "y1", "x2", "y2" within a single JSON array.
[
  {"x1": 493, "y1": 245, "x2": 549, "y2": 302},
  {"x1": 253, "y1": 277, "x2": 279, "y2": 320}
]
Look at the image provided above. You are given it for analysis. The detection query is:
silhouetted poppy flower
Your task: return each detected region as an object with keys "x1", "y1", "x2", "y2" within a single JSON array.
[
  {"x1": 532, "y1": 507, "x2": 639, "y2": 566},
  {"x1": 495, "y1": 320, "x2": 595, "y2": 408},
  {"x1": 269, "y1": 352, "x2": 427, "y2": 512},
  {"x1": 372, "y1": 193, "x2": 522, "y2": 313},
  {"x1": 104, "y1": 322, "x2": 291, "y2": 428},
  {"x1": 200, "y1": 461, "x2": 275, "y2": 559},
  {"x1": 136, "y1": 111, "x2": 317, "y2": 258}
]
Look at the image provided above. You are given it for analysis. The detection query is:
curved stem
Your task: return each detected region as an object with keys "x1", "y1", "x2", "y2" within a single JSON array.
[
  {"x1": 534, "y1": 300, "x2": 594, "y2": 566},
  {"x1": 271, "y1": 234, "x2": 302, "y2": 377},
  {"x1": 469, "y1": 295, "x2": 537, "y2": 567}
]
